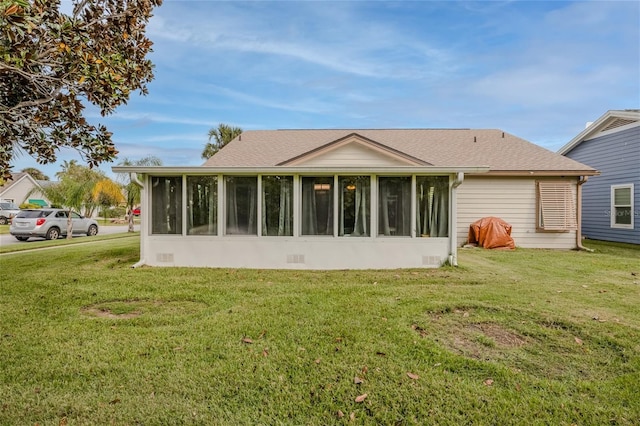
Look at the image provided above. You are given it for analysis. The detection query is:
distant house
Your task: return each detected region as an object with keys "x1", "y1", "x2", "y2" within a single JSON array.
[
  {"x1": 0, "y1": 172, "x2": 50, "y2": 207},
  {"x1": 113, "y1": 129, "x2": 597, "y2": 269},
  {"x1": 559, "y1": 110, "x2": 639, "y2": 244}
]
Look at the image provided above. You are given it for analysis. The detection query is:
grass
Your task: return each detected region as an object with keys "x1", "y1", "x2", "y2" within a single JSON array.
[
  {"x1": 0, "y1": 238, "x2": 638, "y2": 425},
  {"x1": 0, "y1": 232, "x2": 139, "y2": 254},
  {"x1": 0, "y1": 224, "x2": 8, "y2": 235}
]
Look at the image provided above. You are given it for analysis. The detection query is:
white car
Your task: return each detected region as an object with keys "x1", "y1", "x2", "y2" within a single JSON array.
[
  {"x1": 10, "y1": 208, "x2": 99, "y2": 241},
  {"x1": 0, "y1": 201, "x2": 21, "y2": 225}
]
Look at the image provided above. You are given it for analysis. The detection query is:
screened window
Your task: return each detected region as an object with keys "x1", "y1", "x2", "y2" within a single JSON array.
[
  {"x1": 151, "y1": 176, "x2": 183, "y2": 234},
  {"x1": 378, "y1": 177, "x2": 411, "y2": 236},
  {"x1": 611, "y1": 184, "x2": 634, "y2": 229},
  {"x1": 339, "y1": 176, "x2": 370, "y2": 237},
  {"x1": 416, "y1": 176, "x2": 449, "y2": 237},
  {"x1": 225, "y1": 176, "x2": 257, "y2": 235},
  {"x1": 302, "y1": 177, "x2": 333, "y2": 235},
  {"x1": 536, "y1": 181, "x2": 577, "y2": 232},
  {"x1": 187, "y1": 176, "x2": 217, "y2": 235},
  {"x1": 262, "y1": 176, "x2": 293, "y2": 236}
]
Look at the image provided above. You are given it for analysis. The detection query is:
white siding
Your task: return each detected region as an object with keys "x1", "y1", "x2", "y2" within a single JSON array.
[
  {"x1": 0, "y1": 177, "x2": 46, "y2": 205},
  {"x1": 299, "y1": 142, "x2": 412, "y2": 167},
  {"x1": 457, "y1": 176, "x2": 578, "y2": 249}
]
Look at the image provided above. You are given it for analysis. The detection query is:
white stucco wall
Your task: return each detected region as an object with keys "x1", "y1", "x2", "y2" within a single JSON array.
[{"x1": 141, "y1": 235, "x2": 450, "y2": 269}]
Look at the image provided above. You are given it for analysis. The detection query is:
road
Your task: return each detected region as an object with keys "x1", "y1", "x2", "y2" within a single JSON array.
[{"x1": 0, "y1": 224, "x2": 138, "y2": 247}]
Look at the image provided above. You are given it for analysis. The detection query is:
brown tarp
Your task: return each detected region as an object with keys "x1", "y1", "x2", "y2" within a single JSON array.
[{"x1": 467, "y1": 217, "x2": 515, "y2": 250}]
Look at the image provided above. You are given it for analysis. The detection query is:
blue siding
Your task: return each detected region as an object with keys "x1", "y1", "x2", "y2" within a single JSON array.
[{"x1": 565, "y1": 126, "x2": 640, "y2": 244}]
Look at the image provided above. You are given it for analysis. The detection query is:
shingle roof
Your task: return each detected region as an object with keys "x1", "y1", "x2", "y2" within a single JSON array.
[
  {"x1": 0, "y1": 172, "x2": 27, "y2": 192},
  {"x1": 203, "y1": 129, "x2": 597, "y2": 174}
]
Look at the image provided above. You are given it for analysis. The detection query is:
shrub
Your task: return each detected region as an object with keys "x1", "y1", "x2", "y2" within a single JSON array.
[
  {"x1": 100, "y1": 206, "x2": 126, "y2": 218},
  {"x1": 19, "y1": 203, "x2": 42, "y2": 209}
]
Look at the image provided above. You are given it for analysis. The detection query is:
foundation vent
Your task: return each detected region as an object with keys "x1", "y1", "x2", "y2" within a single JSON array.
[
  {"x1": 156, "y1": 253, "x2": 174, "y2": 263},
  {"x1": 422, "y1": 255, "x2": 442, "y2": 266},
  {"x1": 286, "y1": 254, "x2": 305, "y2": 264}
]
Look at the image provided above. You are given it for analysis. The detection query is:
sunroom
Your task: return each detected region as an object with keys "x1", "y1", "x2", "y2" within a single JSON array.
[{"x1": 115, "y1": 165, "x2": 489, "y2": 270}]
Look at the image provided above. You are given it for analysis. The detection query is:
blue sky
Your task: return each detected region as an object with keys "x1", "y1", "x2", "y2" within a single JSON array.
[{"x1": 12, "y1": 0, "x2": 640, "y2": 179}]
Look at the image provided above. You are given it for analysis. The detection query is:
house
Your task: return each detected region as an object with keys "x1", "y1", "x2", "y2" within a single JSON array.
[
  {"x1": 0, "y1": 172, "x2": 50, "y2": 207},
  {"x1": 113, "y1": 129, "x2": 598, "y2": 269},
  {"x1": 559, "y1": 110, "x2": 639, "y2": 244}
]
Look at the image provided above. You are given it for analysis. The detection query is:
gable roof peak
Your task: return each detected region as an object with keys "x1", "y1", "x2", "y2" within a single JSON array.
[{"x1": 558, "y1": 110, "x2": 640, "y2": 155}]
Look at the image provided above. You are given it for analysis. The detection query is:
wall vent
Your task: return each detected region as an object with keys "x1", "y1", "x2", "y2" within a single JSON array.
[
  {"x1": 286, "y1": 254, "x2": 305, "y2": 264},
  {"x1": 422, "y1": 255, "x2": 442, "y2": 266},
  {"x1": 602, "y1": 118, "x2": 636, "y2": 132},
  {"x1": 156, "y1": 253, "x2": 174, "y2": 263}
]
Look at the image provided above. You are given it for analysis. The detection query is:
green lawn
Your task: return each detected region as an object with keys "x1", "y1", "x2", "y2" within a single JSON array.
[
  {"x1": 0, "y1": 232, "x2": 139, "y2": 254},
  {"x1": 0, "y1": 238, "x2": 638, "y2": 425}
]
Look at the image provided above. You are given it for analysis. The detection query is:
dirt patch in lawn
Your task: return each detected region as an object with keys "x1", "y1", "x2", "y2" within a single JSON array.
[
  {"x1": 421, "y1": 306, "x2": 530, "y2": 361},
  {"x1": 441, "y1": 323, "x2": 528, "y2": 360},
  {"x1": 82, "y1": 306, "x2": 141, "y2": 319},
  {"x1": 470, "y1": 323, "x2": 527, "y2": 347},
  {"x1": 82, "y1": 299, "x2": 206, "y2": 319}
]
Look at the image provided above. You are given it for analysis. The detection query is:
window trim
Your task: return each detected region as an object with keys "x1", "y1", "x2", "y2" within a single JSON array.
[
  {"x1": 150, "y1": 175, "x2": 183, "y2": 235},
  {"x1": 224, "y1": 175, "x2": 258, "y2": 236},
  {"x1": 611, "y1": 184, "x2": 634, "y2": 229},
  {"x1": 536, "y1": 180, "x2": 577, "y2": 232},
  {"x1": 300, "y1": 175, "x2": 335, "y2": 236},
  {"x1": 261, "y1": 175, "x2": 294, "y2": 237},
  {"x1": 186, "y1": 175, "x2": 218, "y2": 236}
]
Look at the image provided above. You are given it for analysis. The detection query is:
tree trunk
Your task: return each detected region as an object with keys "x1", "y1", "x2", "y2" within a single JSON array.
[
  {"x1": 128, "y1": 207, "x2": 134, "y2": 232},
  {"x1": 66, "y1": 210, "x2": 73, "y2": 239}
]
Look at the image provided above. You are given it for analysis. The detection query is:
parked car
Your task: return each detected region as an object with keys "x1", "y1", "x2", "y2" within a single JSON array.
[
  {"x1": 132, "y1": 207, "x2": 141, "y2": 216},
  {"x1": 10, "y1": 208, "x2": 99, "y2": 241},
  {"x1": 0, "y1": 201, "x2": 21, "y2": 225}
]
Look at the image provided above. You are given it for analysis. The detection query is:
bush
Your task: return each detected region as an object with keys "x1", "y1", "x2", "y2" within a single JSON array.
[
  {"x1": 19, "y1": 203, "x2": 42, "y2": 209},
  {"x1": 100, "y1": 206, "x2": 126, "y2": 218}
]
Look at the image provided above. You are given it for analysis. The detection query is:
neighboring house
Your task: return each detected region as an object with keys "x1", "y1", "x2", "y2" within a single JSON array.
[
  {"x1": 113, "y1": 129, "x2": 597, "y2": 269},
  {"x1": 0, "y1": 172, "x2": 50, "y2": 207},
  {"x1": 559, "y1": 110, "x2": 639, "y2": 244}
]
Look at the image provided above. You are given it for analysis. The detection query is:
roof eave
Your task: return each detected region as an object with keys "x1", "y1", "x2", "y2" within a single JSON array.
[
  {"x1": 479, "y1": 170, "x2": 600, "y2": 177},
  {"x1": 558, "y1": 110, "x2": 640, "y2": 155},
  {"x1": 112, "y1": 165, "x2": 491, "y2": 175}
]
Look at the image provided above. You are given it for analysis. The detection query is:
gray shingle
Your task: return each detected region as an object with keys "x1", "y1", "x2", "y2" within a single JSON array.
[{"x1": 203, "y1": 129, "x2": 596, "y2": 174}]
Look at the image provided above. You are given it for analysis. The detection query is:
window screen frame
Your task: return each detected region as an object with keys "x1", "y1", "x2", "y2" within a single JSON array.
[{"x1": 610, "y1": 184, "x2": 634, "y2": 229}]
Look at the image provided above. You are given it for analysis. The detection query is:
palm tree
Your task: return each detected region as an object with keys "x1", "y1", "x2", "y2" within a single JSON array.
[
  {"x1": 55, "y1": 160, "x2": 106, "y2": 217},
  {"x1": 202, "y1": 123, "x2": 242, "y2": 160},
  {"x1": 21, "y1": 167, "x2": 49, "y2": 181},
  {"x1": 30, "y1": 177, "x2": 94, "y2": 239},
  {"x1": 117, "y1": 155, "x2": 162, "y2": 232}
]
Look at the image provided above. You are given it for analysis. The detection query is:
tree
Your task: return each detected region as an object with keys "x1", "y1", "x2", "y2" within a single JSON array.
[
  {"x1": 202, "y1": 123, "x2": 243, "y2": 160},
  {"x1": 0, "y1": 0, "x2": 163, "y2": 179},
  {"x1": 55, "y1": 160, "x2": 106, "y2": 217},
  {"x1": 32, "y1": 162, "x2": 120, "y2": 238},
  {"x1": 117, "y1": 155, "x2": 161, "y2": 232},
  {"x1": 21, "y1": 167, "x2": 49, "y2": 180},
  {"x1": 32, "y1": 174, "x2": 94, "y2": 239},
  {"x1": 92, "y1": 178, "x2": 125, "y2": 221}
]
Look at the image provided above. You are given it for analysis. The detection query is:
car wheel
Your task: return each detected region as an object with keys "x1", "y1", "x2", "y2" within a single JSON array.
[
  {"x1": 46, "y1": 227, "x2": 60, "y2": 240},
  {"x1": 15, "y1": 236, "x2": 29, "y2": 241},
  {"x1": 0, "y1": 217, "x2": 7, "y2": 225},
  {"x1": 87, "y1": 224, "x2": 98, "y2": 236}
]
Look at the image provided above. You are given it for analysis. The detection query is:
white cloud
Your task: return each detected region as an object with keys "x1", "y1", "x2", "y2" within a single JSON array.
[
  {"x1": 205, "y1": 85, "x2": 334, "y2": 115},
  {"x1": 90, "y1": 111, "x2": 213, "y2": 128},
  {"x1": 148, "y1": 1, "x2": 454, "y2": 81}
]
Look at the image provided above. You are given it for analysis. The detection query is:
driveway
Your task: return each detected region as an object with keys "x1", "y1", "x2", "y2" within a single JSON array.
[{"x1": 0, "y1": 224, "x2": 138, "y2": 247}]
